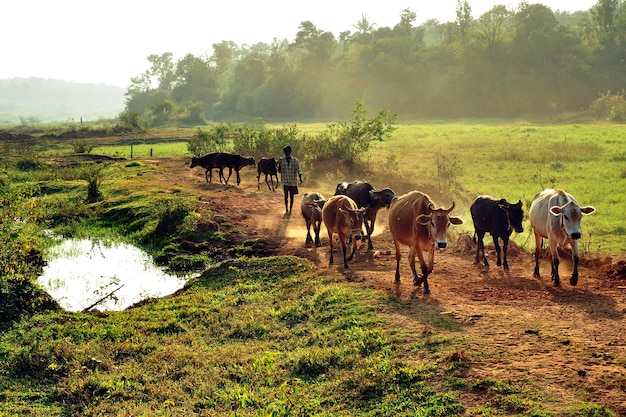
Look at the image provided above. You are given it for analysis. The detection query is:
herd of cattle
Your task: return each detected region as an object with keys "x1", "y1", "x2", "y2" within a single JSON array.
[{"x1": 190, "y1": 153, "x2": 596, "y2": 294}]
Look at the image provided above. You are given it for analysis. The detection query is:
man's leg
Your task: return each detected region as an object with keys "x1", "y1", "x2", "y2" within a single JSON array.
[
  {"x1": 283, "y1": 186, "x2": 289, "y2": 214},
  {"x1": 288, "y1": 189, "x2": 295, "y2": 213}
]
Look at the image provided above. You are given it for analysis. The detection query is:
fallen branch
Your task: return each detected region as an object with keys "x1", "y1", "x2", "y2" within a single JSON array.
[{"x1": 82, "y1": 284, "x2": 125, "y2": 313}]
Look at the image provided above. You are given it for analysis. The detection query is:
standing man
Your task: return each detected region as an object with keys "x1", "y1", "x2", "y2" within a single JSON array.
[{"x1": 276, "y1": 145, "x2": 303, "y2": 217}]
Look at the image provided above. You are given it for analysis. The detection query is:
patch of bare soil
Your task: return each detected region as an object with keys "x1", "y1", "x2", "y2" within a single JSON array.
[{"x1": 156, "y1": 158, "x2": 626, "y2": 414}]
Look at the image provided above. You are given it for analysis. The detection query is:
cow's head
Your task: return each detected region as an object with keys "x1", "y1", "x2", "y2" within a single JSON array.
[
  {"x1": 190, "y1": 157, "x2": 198, "y2": 168},
  {"x1": 370, "y1": 188, "x2": 396, "y2": 209},
  {"x1": 499, "y1": 199, "x2": 524, "y2": 234},
  {"x1": 550, "y1": 201, "x2": 595, "y2": 240},
  {"x1": 339, "y1": 206, "x2": 367, "y2": 241},
  {"x1": 246, "y1": 156, "x2": 256, "y2": 167},
  {"x1": 335, "y1": 182, "x2": 349, "y2": 195},
  {"x1": 417, "y1": 202, "x2": 464, "y2": 248}
]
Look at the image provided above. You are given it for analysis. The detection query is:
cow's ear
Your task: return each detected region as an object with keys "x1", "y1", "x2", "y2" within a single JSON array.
[
  {"x1": 416, "y1": 214, "x2": 431, "y2": 225},
  {"x1": 581, "y1": 206, "x2": 596, "y2": 215},
  {"x1": 550, "y1": 206, "x2": 563, "y2": 216},
  {"x1": 449, "y1": 216, "x2": 464, "y2": 225}
]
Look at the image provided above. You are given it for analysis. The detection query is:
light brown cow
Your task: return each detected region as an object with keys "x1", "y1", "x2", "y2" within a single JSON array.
[
  {"x1": 388, "y1": 191, "x2": 463, "y2": 294},
  {"x1": 321, "y1": 195, "x2": 366, "y2": 268},
  {"x1": 300, "y1": 192, "x2": 326, "y2": 247}
]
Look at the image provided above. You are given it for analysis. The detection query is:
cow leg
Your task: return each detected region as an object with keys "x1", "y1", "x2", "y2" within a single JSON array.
[
  {"x1": 415, "y1": 247, "x2": 430, "y2": 294},
  {"x1": 502, "y1": 235, "x2": 510, "y2": 271},
  {"x1": 533, "y1": 233, "x2": 542, "y2": 278},
  {"x1": 570, "y1": 240, "x2": 579, "y2": 286},
  {"x1": 205, "y1": 169, "x2": 210, "y2": 183},
  {"x1": 235, "y1": 168, "x2": 241, "y2": 185},
  {"x1": 346, "y1": 236, "x2": 357, "y2": 261},
  {"x1": 222, "y1": 167, "x2": 232, "y2": 184},
  {"x1": 493, "y1": 235, "x2": 502, "y2": 267},
  {"x1": 393, "y1": 240, "x2": 402, "y2": 283},
  {"x1": 550, "y1": 245, "x2": 561, "y2": 286},
  {"x1": 305, "y1": 221, "x2": 313, "y2": 244},
  {"x1": 265, "y1": 175, "x2": 272, "y2": 191},
  {"x1": 475, "y1": 231, "x2": 488, "y2": 268},
  {"x1": 327, "y1": 231, "x2": 334, "y2": 266},
  {"x1": 341, "y1": 237, "x2": 350, "y2": 269},
  {"x1": 364, "y1": 215, "x2": 376, "y2": 250},
  {"x1": 314, "y1": 223, "x2": 322, "y2": 247},
  {"x1": 408, "y1": 247, "x2": 420, "y2": 286}
]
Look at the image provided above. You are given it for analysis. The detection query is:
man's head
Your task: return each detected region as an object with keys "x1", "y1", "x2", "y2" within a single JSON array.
[{"x1": 283, "y1": 145, "x2": 292, "y2": 156}]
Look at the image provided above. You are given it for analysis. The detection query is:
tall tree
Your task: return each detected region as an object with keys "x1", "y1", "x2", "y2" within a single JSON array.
[
  {"x1": 476, "y1": 5, "x2": 513, "y2": 58},
  {"x1": 455, "y1": 0, "x2": 473, "y2": 43},
  {"x1": 146, "y1": 53, "x2": 175, "y2": 90},
  {"x1": 591, "y1": 0, "x2": 620, "y2": 49}
]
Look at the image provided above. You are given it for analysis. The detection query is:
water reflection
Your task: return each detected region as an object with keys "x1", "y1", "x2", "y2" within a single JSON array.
[{"x1": 38, "y1": 239, "x2": 190, "y2": 312}]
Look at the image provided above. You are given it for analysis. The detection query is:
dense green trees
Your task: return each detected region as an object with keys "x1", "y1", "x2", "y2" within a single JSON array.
[{"x1": 124, "y1": 1, "x2": 626, "y2": 122}]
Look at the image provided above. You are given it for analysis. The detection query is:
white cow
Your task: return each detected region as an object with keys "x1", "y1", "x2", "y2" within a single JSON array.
[{"x1": 529, "y1": 188, "x2": 595, "y2": 286}]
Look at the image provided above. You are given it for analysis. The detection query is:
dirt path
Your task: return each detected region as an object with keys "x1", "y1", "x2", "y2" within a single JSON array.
[{"x1": 160, "y1": 157, "x2": 626, "y2": 413}]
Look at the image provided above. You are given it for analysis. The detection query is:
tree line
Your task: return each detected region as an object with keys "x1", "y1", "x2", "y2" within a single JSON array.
[{"x1": 124, "y1": 0, "x2": 626, "y2": 124}]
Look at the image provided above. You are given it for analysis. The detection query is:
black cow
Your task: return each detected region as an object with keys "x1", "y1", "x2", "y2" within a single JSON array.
[
  {"x1": 470, "y1": 195, "x2": 524, "y2": 270},
  {"x1": 213, "y1": 152, "x2": 256, "y2": 185},
  {"x1": 190, "y1": 153, "x2": 220, "y2": 183},
  {"x1": 257, "y1": 157, "x2": 278, "y2": 191},
  {"x1": 334, "y1": 180, "x2": 395, "y2": 250}
]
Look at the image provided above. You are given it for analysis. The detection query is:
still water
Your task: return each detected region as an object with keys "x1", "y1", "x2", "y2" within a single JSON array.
[{"x1": 38, "y1": 238, "x2": 190, "y2": 312}]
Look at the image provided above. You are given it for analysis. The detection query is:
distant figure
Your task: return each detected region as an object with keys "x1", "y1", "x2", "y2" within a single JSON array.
[{"x1": 276, "y1": 145, "x2": 303, "y2": 217}]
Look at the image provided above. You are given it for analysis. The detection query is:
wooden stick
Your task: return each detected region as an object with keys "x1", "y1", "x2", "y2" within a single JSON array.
[{"x1": 82, "y1": 284, "x2": 125, "y2": 312}]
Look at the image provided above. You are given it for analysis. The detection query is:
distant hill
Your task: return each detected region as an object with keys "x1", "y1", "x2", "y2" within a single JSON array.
[{"x1": 0, "y1": 77, "x2": 125, "y2": 124}]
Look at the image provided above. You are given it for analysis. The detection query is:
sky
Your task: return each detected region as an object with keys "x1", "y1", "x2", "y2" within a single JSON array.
[{"x1": 1, "y1": 0, "x2": 598, "y2": 88}]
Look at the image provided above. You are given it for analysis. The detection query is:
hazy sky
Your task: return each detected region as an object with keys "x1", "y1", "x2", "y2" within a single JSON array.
[{"x1": 2, "y1": 0, "x2": 597, "y2": 88}]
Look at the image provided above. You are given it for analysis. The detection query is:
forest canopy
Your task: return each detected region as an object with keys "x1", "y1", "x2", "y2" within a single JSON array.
[{"x1": 124, "y1": 0, "x2": 626, "y2": 123}]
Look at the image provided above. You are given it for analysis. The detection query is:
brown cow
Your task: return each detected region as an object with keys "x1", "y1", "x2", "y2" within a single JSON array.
[
  {"x1": 388, "y1": 191, "x2": 463, "y2": 294},
  {"x1": 321, "y1": 195, "x2": 366, "y2": 268},
  {"x1": 300, "y1": 192, "x2": 326, "y2": 247}
]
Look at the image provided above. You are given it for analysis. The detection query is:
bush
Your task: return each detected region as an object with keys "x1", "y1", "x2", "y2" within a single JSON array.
[
  {"x1": 591, "y1": 90, "x2": 626, "y2": 122},
  {"x1": 187, "y1": 124, "x2": 232, "y2": 155},
  {"x1": 307, "y1": 101, "x2": 397, "y2": 164}
]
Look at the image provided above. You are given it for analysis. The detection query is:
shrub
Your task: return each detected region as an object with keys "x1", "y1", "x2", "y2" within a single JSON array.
[{"x1": 590, "y1": 90, "x2": 626, "y2": 122}]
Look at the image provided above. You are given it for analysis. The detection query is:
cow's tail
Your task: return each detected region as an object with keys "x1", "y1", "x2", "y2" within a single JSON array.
[{"x1": 472, "y1": 232, "x2": 477, "y2": 243}]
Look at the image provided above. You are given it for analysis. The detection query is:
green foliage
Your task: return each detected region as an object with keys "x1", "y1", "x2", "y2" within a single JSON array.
[
  {"x1": 322, "y1": 101, "x2": 397, "y2": 164},
  {"x1": 71, "y1": 140, "x2": 93, "y2": 154},
  {"x1": 233, "y1": 121, "x2": 305, "y2": 158},
  {"x1": 187, "y1": 124, "x2": 232, "y2": 155},
  {"x1": 0, "y1": 186, "x2": 58, "y2": 330},
  {"x1": 147, "y1": 98, "x2": 179, "y2": 126},
  {"x1": 574, "y1": 403, "x2": 615, "y2": 417},
  {"x1": 78, "y1": 165, "x2": 103, "y2": 203},
  {"x1": 122, "y1": 6, "x2": 626, "y2": 121},
  {"x1": 591, "y1": 90, "x2": 626, "y2": 122},
  {"x1": 116, "y1": 110, "x2": 146, "y2": 131}
]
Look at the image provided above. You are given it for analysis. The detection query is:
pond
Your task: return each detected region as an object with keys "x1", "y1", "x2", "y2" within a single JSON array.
[{"x1": 38, "y1": 238, "x2": 192, "y2": 312}]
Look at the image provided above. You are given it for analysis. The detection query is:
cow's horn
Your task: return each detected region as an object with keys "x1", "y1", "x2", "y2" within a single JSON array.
[{"x1": 447, "y1": 201, "x2": 456, "y2": 212}]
